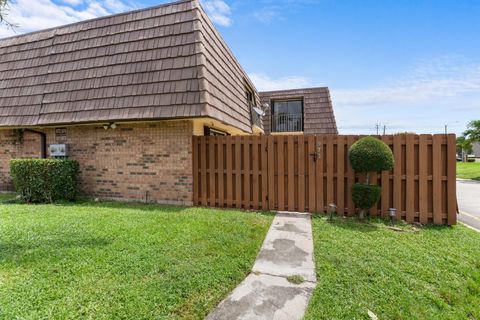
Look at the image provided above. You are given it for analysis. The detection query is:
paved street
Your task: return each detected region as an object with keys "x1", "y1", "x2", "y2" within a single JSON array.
[{"x1": 457, "y1": 180, "x2": 480, "y2": 231}]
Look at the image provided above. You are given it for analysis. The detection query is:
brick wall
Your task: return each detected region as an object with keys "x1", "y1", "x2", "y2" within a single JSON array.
[
  {"x1": 0, "y1": 130, "x2": 42, "y2": 191},
  {"x1": 0, "y1": 121, "x2": 193, "y2": 205}
]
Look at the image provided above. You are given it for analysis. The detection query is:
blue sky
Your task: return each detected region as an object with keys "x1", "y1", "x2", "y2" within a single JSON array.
[{"x1": 1, "y1": 0, "x2": 479, "y2": 134}]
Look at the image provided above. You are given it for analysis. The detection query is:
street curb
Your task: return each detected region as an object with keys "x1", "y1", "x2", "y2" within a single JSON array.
[{"x1": 459, "y1": 221, "x2": 480, "y2": 233}]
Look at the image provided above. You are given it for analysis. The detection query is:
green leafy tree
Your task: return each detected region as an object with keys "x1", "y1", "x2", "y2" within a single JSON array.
[
  {"x1": 349, "y1": 136, "x2": 394, "y2": 220},
  {"x1": 456, "y1": 136, "x2": 473, "y2": 162},
  {"x1": 464, "y1": 120, "x2": 480, "y2": 142}
]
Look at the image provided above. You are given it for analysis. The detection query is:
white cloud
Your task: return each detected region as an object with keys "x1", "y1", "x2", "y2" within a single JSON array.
[
  {"x1": 253, "y1": 8, "x2": 280, "y2": 24},
  {"x1": 61, "y1": 0, "x2": 84, "y2": 6},
  {"x1": 250, "y1": 57, "x2": 480, "y2": 134},
  {"x1": 253, "y1": 0, "x2": 317, "y2": 23},
  {"x1": 201, "y1": 0, "x2": 232, "y2": 27},
  {"x1": 330, "y1": 57, "x2": 480, "y2": 134},
  {"x1": 332, "y1": 57, "x2": 480, "y2": 107},
  {"x1": 0, "y1": 0, "x2": 134, "y2": 38},
  {"x1": 249, "y1": 73, "x2": 314, "y2": 91}
]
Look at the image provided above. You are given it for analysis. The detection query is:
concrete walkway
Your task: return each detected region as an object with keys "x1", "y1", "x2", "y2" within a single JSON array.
[{"x1": 206, "y1": 212, "x2": 316, "y2": 320}]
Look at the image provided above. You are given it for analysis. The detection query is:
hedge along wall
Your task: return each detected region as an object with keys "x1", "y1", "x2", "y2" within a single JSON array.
[{"x1": 10, "y1": 159, "x2": 79, "y2": 203}]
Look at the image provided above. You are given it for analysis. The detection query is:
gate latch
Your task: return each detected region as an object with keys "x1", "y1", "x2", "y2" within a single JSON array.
[{"x1": 309, "y1": 152, "x2": 319, "y2": 162}]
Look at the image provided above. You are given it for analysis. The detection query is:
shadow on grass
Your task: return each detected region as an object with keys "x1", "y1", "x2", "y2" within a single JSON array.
[
  {"x1": 312, "y1": 214, "x2": 380, "y2": 232},
  {"x1": 313, "y1": 214, "x2": 454, "y2": 233},
  {"x1": 5, "y1": 196, "x2": 276, "y2": 218},
  {"x1": 0, "y1": 238, "x2": 111, "y2": 261}
]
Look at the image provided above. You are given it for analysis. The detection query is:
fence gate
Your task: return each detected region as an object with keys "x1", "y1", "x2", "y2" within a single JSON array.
[{"x1": 192, "y1": 134, "x2": 457, "y2": 225}]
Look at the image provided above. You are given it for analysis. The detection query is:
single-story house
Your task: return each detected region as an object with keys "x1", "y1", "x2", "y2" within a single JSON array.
[{"x1": 0, "y1": 0, "x2": 337, "y2": 204}]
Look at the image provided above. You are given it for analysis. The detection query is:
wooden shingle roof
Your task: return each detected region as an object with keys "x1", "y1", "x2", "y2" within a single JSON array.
[{"x1": 0, "y1": 0, "x2": 257, "y2": 132}]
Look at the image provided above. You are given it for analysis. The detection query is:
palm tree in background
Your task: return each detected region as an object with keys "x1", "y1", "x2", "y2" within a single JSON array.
[{"x1": 457, "y1": 136, "x2": 472, "y2": 162}]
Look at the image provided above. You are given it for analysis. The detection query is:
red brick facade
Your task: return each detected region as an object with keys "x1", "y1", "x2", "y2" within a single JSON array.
[{"x1": 0, "y1": 121, "x2": 193, "y2": 205}]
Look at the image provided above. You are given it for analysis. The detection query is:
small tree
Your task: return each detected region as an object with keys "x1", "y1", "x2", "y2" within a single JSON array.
[
  {"x1": 464, "y1": 120, "x2": 480, "y2": 142},
  {"x1": 456, "y1": 136, "x2": 472, "y2": 162},
  {"x1": 349, "y1": 136, "x2": 394, "y2": 219}
]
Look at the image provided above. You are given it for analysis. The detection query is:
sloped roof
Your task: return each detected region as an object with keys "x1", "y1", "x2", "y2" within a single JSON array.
[
  {"x1": 0, "y1": 0, "x2": 257, "y2": 132},
  {"x1": 260, "y1": 87, "x2": 338, "y2": 134}
]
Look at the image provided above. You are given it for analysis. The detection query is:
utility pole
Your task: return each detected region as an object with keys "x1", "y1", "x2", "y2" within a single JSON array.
[
  {"x1": 383, "y1": 125, "x2": 386, "y2": 135},
  {"x1": 375, "y1": 123, "x2": 380, "y2": 135}
]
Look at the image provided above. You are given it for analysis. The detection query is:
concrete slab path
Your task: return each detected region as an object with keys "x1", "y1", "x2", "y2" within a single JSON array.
[{"x1": 206, "y1": 212, "x2": 316, "y2": 320}]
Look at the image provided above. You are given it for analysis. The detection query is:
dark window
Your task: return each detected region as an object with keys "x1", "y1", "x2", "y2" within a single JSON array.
[
  {"x1": 245, "y1": 86, "x2": 255, "y2": 105},
  {"x1": 204, "y1": 126, "x2": 228, "y2": 136},
  {"x1": 271, "y1": 99, "x2": 304, "y2": 132}
]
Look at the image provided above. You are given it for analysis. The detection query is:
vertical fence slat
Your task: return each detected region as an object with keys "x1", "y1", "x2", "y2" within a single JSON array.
[
  {"x1": 326, "y1": 135, "x2": 334, "y2": 208},
  {"x1": 235, "y1": 136, "x2": 242, "y2": 209},
  {"x1": 346, "y1": 136, "x2": 356, "y2": 216},
  {"x1": 193, "y1": 136, "x2": 199, "y2": 205},
  {"x1": 200, "y1": 137, "x2": 207, "y2": 206},
  {"x1": 432, "y1": 134, "x2": 442, "y2": 224},
  {"x1": 316, "y1": 136, "x2": 324, "y2": 213},
  {"x1": 380, "y1": 135, "x2": 390, "y2": 217},
  {"x1": 418, "y1": 134, "x2": 428, "y2": 224},
  {"x1": 369, "y1": 170, "x2": 378, "y2": 216},
  {"x1": 393, "y1": 134, "x2": 402, "y2": 219},
  {"x1": 252, "y1": 136, "x2": 259, "y2": 210},
  {"x1": 278, "y1": 136, "x2": 285, "y2": 211},
  {"x1": 226, "y1": 137, "x2": 233, "y2": 207},
  {"x1": 336, "y1": 135, "x2": 345, "y2": 216},
  {"x1": 406, "y1": 134, "x2": 415, "y2": 222},
  {"x1": 209, "y1": 136, "x2": 216, "y2": 206},
  {"x1": 261, "y1": 136, "x2": 268, "y2": 210},
  {"x1": 308, "y1": 135, "x2": 316, "y2": 213},
  {"x1": 268, "y1": 136, "x2": 275, "y2": 210},
  {"x1": 298, "y1": 135, "x2": 305, "y2": 212},
  {"x1": 447, "y1": 134, "x2": 457, "y2": 225},
  {"x1": 244, "y1": 136, "x2": 251, "y2": 209},
  {"x1": 287, "y1": 136, "x2": 295, "y2": 211},
  {"x1": 218, "y1": 136, "x2": 224, "y2": 207}
]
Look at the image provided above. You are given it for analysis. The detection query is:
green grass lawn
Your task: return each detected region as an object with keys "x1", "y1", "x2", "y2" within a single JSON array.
[
  {"x1": 457, "y1": 162, "x2": 480, "y2": 181},
  {"x1": 305, "y1": 217, "x2": 480, "y2": 320},
  {"x1": 0, "y1": 200, "x2": 273, "y2": 319}
]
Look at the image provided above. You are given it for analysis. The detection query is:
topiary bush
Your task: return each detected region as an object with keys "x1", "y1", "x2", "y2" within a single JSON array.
[
  {"x1": 10, "y1": 159, "x2": 79, "y2": 203},
  {"x1": 351, "y1": 184, "x2": 381, "y2": 210},
  {"x1": 349, "y1": 136, "x2": 394, "y2": 173},
  {"x1": 348, "y1": 137, "x2": 394, "y2": 219}
]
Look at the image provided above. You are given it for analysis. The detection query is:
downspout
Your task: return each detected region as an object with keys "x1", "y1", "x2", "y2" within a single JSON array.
[{"x1": 24, "y1": 129, "x2": 47, "y2": 159}]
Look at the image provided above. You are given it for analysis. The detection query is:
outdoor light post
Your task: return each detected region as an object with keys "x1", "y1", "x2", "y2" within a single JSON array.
[
  {"x1": 328, "y1": 203, "x2": 337, "y2": 221},
  {"x1": 389, "y1": 208, "x2": 397, "y2": 226}
]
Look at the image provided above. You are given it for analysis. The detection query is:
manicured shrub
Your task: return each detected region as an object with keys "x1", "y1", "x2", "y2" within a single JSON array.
[
  {"x1": 10, "y1": 159, "x2": 79, "y2": 203},
  {"x1": 349, "y1": 136, "x2": 394, "y2": 173},
  {"x1": 351, "y1": 183, "x2": 381, "y2": 210},
  {"x1": 348, "y1": 137, "x2": 394, "y2": 219}
]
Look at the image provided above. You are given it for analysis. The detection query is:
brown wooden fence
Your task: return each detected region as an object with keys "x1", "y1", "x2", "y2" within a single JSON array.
[{"x1": 192, "y1": 134, "x2": 457, "y2": 225}]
